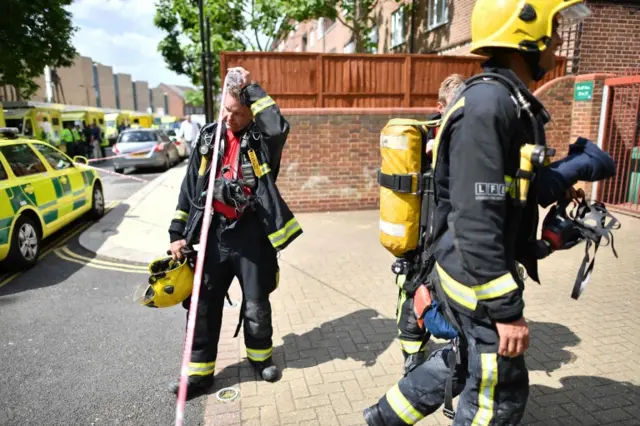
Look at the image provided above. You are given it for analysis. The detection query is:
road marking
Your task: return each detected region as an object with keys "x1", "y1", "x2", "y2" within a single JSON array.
[
  {"x1": 57, "y1": 246, "x2": 148, "y2": 271},
  {"x1": 53, "y1": 248, "x2": 148, "y2": 274},
  {"x1": 0, "y1": 201, "x2": 121, "y2": 289}
]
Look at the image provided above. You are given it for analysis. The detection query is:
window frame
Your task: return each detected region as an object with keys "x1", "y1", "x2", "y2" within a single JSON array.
[
  {"x1": 391, "y1": 7, "x2": 405, "y2": 48},
  {"x1": 427, "y1": 0, "x2": 449, "y2": 31}
]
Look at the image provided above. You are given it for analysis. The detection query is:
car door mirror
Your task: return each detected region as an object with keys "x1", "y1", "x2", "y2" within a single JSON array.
[{"x1": 73, "y1": 155, "x2": 89, "y2": 165}]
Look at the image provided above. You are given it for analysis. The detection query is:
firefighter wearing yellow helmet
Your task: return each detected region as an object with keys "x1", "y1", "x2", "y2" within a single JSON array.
[
  {"x1": 134, "y1": 256, "x2": 194, "y2": 308},
  {"x1": 363, "y1": 1, "x2": 592, "y2": 425}
]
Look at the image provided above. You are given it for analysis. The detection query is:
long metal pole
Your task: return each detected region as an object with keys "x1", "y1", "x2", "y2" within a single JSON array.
[
  {"x1": 205, "y1": 18, "x2": 214, "y2": 122},
  {"x1": 197, "y1": 0, "x2": 211, "y2": 122},
  {"x1": 174, "y1": 70, "x2": 231, "y2": 426}
]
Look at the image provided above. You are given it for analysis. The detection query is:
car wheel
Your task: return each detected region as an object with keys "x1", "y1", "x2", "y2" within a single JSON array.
[
  {"x1": 114, "y1": 166, "x2": 124, "y2": 174},
  {"x1": 6, "y1": 215, "x2": 41, "y2": 270},
  {"x1": 91, "y1": 184, "x2": 106, "y2": 219},
  {"x1": 163, "y1": 156, "x2": 171, "y2": 171}
]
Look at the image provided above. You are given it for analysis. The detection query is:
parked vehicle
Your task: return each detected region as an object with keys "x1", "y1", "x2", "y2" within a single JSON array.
[
  {"x1": 0, "y1": 127, "x2": 104, "y2": 269},
  {"x1": 164, "y1": 129, "x2": 188, "y2": 158},
  {"x1": 112, "y1": 129, "x2": 180, "y2": 174}
]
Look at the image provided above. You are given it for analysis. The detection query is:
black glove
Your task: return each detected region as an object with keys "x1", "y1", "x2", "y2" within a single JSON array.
[{"x1": 541, "y1": 203, "x2": 584, "y2": 252}]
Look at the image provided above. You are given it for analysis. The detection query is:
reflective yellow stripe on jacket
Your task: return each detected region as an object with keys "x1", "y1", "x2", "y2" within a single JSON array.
[
  {"x1": 268, "y1": 218, "x2": 301, "y2": 249},
  {"x1": 435, "y1": 263, "x2": 519, "y2": 311},
  {"x1": 251, "y1": 96, "x2": 276, "y2": 116},
  {"x1": 174, "y1": 210, "x2": 188, "y2": 222}
]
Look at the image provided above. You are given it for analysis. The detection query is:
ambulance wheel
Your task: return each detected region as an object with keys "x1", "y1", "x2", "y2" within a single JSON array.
[
  {"x1": 7, "y1": 214, "x2": 41, "y2": 270},
  {"x1": 90, "y1": 184, "x2": 105, "y2": 219}
]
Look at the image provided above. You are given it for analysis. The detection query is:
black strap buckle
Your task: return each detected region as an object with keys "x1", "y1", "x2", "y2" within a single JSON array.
[{"x1": 443, "y1": 407, "x2": 456, "y2": 420}]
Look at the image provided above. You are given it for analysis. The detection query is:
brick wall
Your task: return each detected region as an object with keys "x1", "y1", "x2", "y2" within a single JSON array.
[
  {"x1": 116, "y1": 73, "x2": 134, "y2": 110},
  {"x1": 276, "y1": 108, "x2": 436, "y2": 212},
  {"x1": 57, "y1": 56, "x2": 95, "y2": 106},
  {"x1": 134, "y1": 81, "x2": 149, "y2": 112},
  {"x1": 579, "y1": 1, "x2": 640, "y2": 75},
  {"x1": 96, "y1": 64, "x2": 116, "y2": 109}
]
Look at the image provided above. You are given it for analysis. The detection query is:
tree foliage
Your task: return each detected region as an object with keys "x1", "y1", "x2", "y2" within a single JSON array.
[
  {"x1": 0, "y1": 0, "x2": 78, "y2": 99},
  {"x1": 153, "y1": 0, "x2": 295, "y2": 93},
  {"x1": 287, "y1": 0, "x2": 402, "y2": 52},
  {"x1": 184, "y1": 89, "x2": 204, "y2": 107}
]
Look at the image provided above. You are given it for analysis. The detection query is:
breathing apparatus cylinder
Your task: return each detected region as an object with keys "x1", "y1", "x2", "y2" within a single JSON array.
[{"x1": 517, "y1": 144, "x2": 556, "y2": 204}]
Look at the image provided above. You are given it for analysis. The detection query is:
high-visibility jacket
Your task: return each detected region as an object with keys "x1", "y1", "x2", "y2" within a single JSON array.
[
  {"x1": 61, "y1": 128, "x2": 74, "y2": 144},
  {"x1": 168, "y1": 83, "x2": 302, "y2": 252}
]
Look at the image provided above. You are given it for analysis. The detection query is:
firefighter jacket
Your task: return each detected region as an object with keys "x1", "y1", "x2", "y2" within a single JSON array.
[
  {"x1": 431, "y1": 59, "x2": 550, "y2": 323},
  {"x1": 168, "y1": 83, "x2": 302, "y2": 252}
]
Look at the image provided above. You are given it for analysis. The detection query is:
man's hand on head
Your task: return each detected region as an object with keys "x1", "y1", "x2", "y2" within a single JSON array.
[{"x1": 229, "y1": 67, "x2": 251, "y2": 88}]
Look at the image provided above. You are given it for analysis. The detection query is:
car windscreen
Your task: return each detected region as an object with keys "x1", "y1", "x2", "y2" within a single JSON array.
[{"x1": 119, "y1": 131, "x2": 157, "y2": 143}]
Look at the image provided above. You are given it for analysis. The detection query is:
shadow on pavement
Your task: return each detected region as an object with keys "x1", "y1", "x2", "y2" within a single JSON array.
[
  {"x1": 526, "y1": 376, "x2": 640, "y2": 425},
  {"x1": 0, "y1": 203, "x2": 131, "y2": 297}
]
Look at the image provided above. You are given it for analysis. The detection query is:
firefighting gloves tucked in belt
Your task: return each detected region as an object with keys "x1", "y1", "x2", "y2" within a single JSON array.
[{"x1": 213, "y1": 177, "x2": 249, "y2": 207}]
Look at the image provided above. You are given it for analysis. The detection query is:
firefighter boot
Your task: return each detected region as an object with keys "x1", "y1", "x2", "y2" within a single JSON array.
[
  {"x1": 250, "y1": 358, "x2": 281, "y2": 382},
  {"x1": 402, "y1": 350, "x2": 426, "y2": 374},
  {"x1": 168, "y1": 375, "x2": 214, "y2": 398},
  {"x1": 363, "y1": 404, "x2": 387, "y2": 426}
]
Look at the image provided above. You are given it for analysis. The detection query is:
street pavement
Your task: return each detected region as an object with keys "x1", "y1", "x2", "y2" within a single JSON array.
[
  {"x1": 0, "y1": 157, "x2": 205, "y2": 426},
  {"x1": 2, "y1": 149, "x2": 640, "y2": 425}
]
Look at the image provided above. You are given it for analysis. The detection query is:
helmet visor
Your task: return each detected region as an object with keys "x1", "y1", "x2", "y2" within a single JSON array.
[
  {"x1": 559, "y1": 4, "x2": 592, "y2": 27},
  {"x1": 133, "y1": 283, "x2": 155, "y2": 305}
]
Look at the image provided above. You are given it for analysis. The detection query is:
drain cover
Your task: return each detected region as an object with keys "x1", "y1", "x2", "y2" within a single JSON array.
[{"x1": 216, "y1": 387, "x2": 239, "y2": 402}]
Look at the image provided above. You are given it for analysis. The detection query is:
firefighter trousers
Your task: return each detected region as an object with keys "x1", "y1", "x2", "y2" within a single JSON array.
[
  {"x1": 181, "y1": 212, "x2": 280, "y2": 378},
  {"x1": 396, "y1": 282, "x2": 430, "y2": 356},
  {"x1": 376, "y1": 310, "x2": 529, "y2": 425}
]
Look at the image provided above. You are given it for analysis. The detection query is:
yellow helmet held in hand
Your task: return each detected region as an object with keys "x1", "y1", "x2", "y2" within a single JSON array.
[
  {"x1": 470, "y1": 0, "x2": 591, "y2": 56},
  {"x1": 134, "y1": 256, "x2": 194, "y2": 308}
]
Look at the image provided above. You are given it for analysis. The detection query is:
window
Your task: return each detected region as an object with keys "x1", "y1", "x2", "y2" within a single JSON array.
[
  {"x1": 0, "y1": 163, "x2": 7, "y2": 181},
  {"x1": 344, "y1": 41, "x2": 355, "y2": 53},
  {"x1": 52, "y1": 118, "x2": 60, "y2": 126},
  {"x1": 119, "y1": 131, "x2": 157, "y2": 143},
  {"x1": 32, "y1": 143, "x2": 73, "y2": 171},
  {"x1": 0, "y1": 144, "x2": 47, "y2": 177},
  {"x1": 317, "y1": 17, "x2": 335, "y2": 40},
  {"x1": 427, "y1": 0, "x2": 448, "y2": 30},
  {"x1": 391, "y1": 7, "x2": 405, "y2": 48},
  {"x1": 309, "y1": 30, "x2": 315, "y2": 47}
]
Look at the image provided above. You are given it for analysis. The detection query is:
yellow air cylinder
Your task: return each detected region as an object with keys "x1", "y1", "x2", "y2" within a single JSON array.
[{"x1": 379, "y1": 119, "x2": 425, "y2": 257}]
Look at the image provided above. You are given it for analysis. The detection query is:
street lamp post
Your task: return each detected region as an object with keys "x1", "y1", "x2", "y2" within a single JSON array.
[{"x1": 197, "y1": 0, "x2": 212, "y2": 123}]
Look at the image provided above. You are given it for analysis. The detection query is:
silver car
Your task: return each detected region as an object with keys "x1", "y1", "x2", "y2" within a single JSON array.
[{"x1": 112, "y1": 129, "x2": 180, "y2": 173}]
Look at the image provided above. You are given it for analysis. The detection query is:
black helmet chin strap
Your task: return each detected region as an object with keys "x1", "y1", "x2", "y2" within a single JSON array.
[
  {"x1": 519, "y1": 51, "x2": 547, "y2": 82},
  {"x1": 567, "y1": 199, "x2": 621, "y2": 300}
]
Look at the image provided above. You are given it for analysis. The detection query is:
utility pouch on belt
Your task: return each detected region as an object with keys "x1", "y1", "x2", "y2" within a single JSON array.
[
  {"x1": 413, "y1": 283, "x2": 459, "y2": 341},
  {"x1": 378, "y1": 119, "x2": 438, "y2": 258}
]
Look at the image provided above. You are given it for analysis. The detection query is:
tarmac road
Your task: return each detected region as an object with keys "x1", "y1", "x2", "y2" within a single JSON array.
[{"x1": 0, "y1": 158, "x2": 206, "y2": 426}]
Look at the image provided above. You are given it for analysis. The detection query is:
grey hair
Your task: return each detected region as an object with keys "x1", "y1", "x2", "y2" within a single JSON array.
[{"x1": 225, "y1": 70, "x2": 244, "y2": 99}]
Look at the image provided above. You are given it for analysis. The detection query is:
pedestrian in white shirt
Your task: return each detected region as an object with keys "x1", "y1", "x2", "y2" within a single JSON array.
[{"x1": 179, "y1": 115, "x2": 200, "y2": 156}]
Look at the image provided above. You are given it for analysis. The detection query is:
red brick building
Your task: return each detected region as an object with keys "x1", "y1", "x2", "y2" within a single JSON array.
[{"x1": 273, "y1": 0, "x2": 640, "y2": 75}]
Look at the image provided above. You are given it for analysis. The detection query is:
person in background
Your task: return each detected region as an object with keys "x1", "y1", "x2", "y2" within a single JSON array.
[{"x1": 178, "y1": 114, "x2": 200, "y2": 156}]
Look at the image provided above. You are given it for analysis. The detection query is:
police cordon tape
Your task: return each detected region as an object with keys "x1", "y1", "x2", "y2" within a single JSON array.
[
  {"x1": 72, "y1": 160, "x2": 181, "y2": 190},
  {"x1": 85, "y1": 147, "x2": 152, "y2": 163}
]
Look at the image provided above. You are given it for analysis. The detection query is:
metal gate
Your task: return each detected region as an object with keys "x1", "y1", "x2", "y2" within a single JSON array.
[{"x1": 596, "y1": 74, "x2": 640, "y2": 212}]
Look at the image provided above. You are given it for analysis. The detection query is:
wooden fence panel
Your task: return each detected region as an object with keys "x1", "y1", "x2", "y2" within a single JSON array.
[{"x1": 220, "y1": 52, "x2": 566, "y2": 108}]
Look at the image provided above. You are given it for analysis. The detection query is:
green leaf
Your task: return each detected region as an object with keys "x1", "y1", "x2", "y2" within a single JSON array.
[{"x1": 0, "y1": 0, "x2": 78, "y2": 98}]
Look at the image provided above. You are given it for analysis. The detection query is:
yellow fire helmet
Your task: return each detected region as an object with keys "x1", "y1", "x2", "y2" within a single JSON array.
[
  {"x1": 134, "y1": 256, "x2": 194, "y2": 308},
  {"x1": 470, "y1": 0, "x2": 592, "y2": 56}
]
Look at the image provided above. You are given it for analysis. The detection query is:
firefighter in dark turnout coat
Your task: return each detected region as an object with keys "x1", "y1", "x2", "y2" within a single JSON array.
[
  {"x1": 167, "y1": 67, "x2": 302, "y2": 397},
  {"x1": 364, "y1": 1, "x2": 593, "y2": 424}
]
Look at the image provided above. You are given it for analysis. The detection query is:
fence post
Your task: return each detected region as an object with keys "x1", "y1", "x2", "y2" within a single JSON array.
[
  {"x1": 404, "y1": 55, "x2": 411, "y2": 107},
  {"x1": 317, "y1": 54, "x2": 324, "y2": 108},
  {"x1": 592, "y1": 83, "x2": 611, "y2": 202}
]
